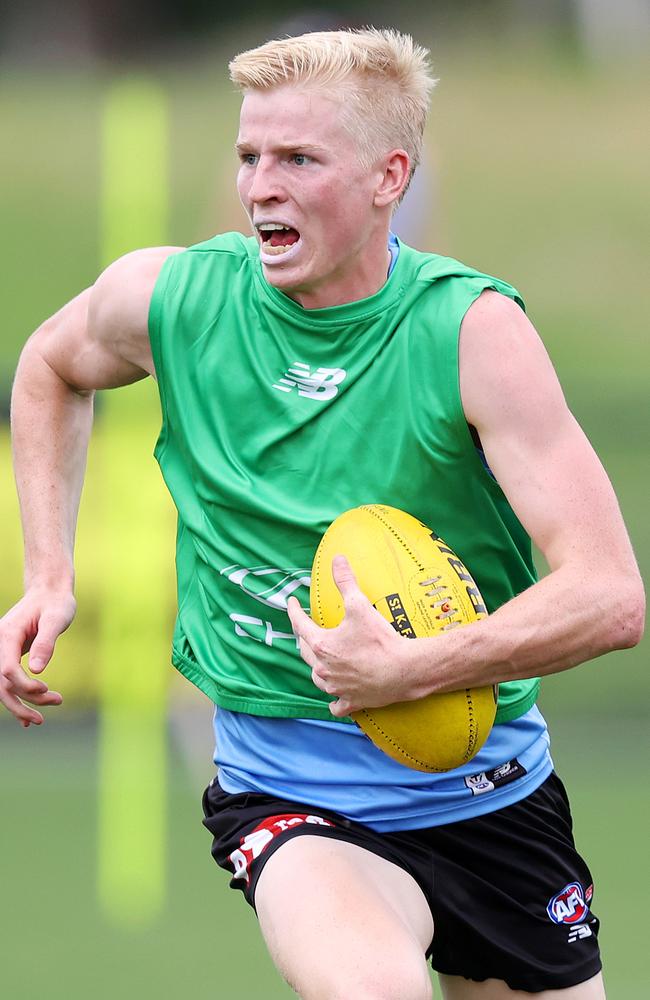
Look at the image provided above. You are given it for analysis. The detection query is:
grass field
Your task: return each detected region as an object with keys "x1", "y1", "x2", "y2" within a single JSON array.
[
  {"x1": 1, "y1": 43, "x2": 647, "y2": 713},
  {"x1": 1, "y1": 714, "x2": 647, "y2": 999},
  {"x1": 1, "y1": 31, "x2": 648, "y2": 1000}
]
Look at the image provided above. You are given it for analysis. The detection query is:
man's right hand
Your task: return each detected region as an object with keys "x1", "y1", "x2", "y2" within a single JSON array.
[{"x1": 0, "y1": 589, "x2": 76, "y2": 726}]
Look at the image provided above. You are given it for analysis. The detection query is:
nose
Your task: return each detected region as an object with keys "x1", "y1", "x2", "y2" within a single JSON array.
[{"x1": 246, "y1": 155, "x2": 287, "y2": 206}]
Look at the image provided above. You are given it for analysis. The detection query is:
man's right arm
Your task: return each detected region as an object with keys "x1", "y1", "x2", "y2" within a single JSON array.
[{"x1": 0, "y1": 245, "x2": 183, "y2": 726}]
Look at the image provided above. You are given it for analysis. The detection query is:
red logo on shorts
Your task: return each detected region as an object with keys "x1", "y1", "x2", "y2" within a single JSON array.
[
  {"x1": 547, "y1": 882, "x2": 589, "y2": 925},
  {"x1": 229, "y1": 813, "x2": 334, "y2": 885}
]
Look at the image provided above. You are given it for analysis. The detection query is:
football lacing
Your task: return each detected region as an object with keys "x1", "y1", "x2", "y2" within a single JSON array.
[
  {"x1": 420, "y1": 577, "x2": 459, "y2": 623},
  {"x1": 420, "y1": 575, "x2": 445, "y2": 598}
]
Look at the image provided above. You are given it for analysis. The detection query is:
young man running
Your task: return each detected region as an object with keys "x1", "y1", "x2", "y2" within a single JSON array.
[{"x1": 0, "y1": 28, "x2": 644, "y2": 999}]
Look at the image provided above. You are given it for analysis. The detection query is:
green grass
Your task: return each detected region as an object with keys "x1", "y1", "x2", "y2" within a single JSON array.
[
  {"x1": 549, "y1": 718, "x2": 648, "y2": 998},
  {"x1": 0, "y1": 718, "x2": 291, "y2": 1000},
  {"x1": 0, "y1": 716, "x2": 646, "y2": 998},
  {"x1": 1, "y1": 42, "x2": 647, "y2": 715},
  {"x1": 0, "y1": 36, "x2": 647, "y2": 999}
]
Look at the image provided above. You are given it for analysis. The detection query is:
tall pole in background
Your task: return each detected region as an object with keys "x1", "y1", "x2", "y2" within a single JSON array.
[{"x1": 97, "y1": 77, "x2": 173, "y2": 926}]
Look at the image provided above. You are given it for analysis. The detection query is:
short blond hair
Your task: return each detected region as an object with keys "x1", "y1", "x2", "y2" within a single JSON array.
[{"x1": 229, "y1": 28, "x2": 436, "y2": 193}]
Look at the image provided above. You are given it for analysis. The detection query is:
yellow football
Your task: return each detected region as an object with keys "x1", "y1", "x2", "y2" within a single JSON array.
[{"x1": 310, "y1": 504, "x2": 498, "y2": 772}]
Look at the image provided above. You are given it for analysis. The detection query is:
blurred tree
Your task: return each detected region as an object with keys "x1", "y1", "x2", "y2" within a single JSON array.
[
  {"x1": 0, "y1": 0, "x2": 96, "y2": 64},
  {"x1": 573, "y1": 0, "x2": 650, "y2": 60},
  {"x1": 0, "y1": 1, "x2": 581, "y2": 62},
  {"x1": 2, "y1": 0, "x2": 648, "y2": 66}
]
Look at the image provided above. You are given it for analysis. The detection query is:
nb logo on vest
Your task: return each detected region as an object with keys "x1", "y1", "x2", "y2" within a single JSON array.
[{"x1": 273, "y1": 361, "x2": 347, "y2": 400}]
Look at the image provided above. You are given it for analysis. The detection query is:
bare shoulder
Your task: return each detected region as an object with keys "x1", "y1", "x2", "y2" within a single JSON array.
[
  {"x1": 89, "y1": 246, "x2": 184, "y2": 375},
  {"x1": 457, "y1": 290, "x2": 643, "y2": 597},
  {"x1": 459, "y1": 289, "x2": 566, "y2": 433},
  {"x1": 26, "y1": 246, "x2": 185, "y2": 392}
]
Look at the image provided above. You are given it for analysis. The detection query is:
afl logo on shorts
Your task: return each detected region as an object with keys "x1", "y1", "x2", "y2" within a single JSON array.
[{"x1": 547, "y1": 882, "x2": 589, "y2": 924}]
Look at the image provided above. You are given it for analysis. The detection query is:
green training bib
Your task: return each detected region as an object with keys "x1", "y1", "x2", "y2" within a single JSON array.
[{"x1": 149, "y1": 232, "x2": 540, "y2": 724}]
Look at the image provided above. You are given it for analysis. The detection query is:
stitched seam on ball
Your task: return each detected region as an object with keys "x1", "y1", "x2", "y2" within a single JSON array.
[
  {"x1": 361, "y1": 506, "x2": 425, "y2": 570},
  {"x1": 359, "y1": 691, "x2": 477, "y2": 769},
  {"x1": 464, "y1": 688, "x2": 477, "y2": 762},
  {"x1": 313, "y1": 541, "x2": 325, "y2": 627},
  {"x1": 358, "y1": 709, "x2": 446, "y2": 771}
]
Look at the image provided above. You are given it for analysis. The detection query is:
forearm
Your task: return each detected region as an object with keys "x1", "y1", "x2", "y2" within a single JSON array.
[
  {"x1": 11, "y1": 342, "x2": 94, "y2": 591},
  {"x1": 408, "y1": 562, "x2": 645, "y2": 697},
  {"x1": 1, "y1": 262, "x2": 159, "y2": 726}
]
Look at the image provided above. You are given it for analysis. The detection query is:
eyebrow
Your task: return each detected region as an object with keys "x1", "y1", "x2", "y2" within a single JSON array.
[{"x1": 234, "y1": 142, "x2": 326, "y2": 154}]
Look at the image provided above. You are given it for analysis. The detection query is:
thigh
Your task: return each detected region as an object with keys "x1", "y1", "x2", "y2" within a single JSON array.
[
  {"x1": 255, "y1": 834, "x2": 434, "y2": 1000},
  {"x1": 438, "y1": 970, "x2": 606, "y2": 999}
]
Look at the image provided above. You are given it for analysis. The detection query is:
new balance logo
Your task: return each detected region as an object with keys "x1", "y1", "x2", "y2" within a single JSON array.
[
  {"x1": 568, "y1": 925, "x2": 593, "y2": 943},
  {"x1": 273, "y1": 361, "x2": 347, "y2": 400}
]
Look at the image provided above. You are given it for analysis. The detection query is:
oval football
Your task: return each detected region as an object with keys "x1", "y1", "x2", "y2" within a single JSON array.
[{"x1": 310, "y1": 504, "x2": 498, "y2": 772}]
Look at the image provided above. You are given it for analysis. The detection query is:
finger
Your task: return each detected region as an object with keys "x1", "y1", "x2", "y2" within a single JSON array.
[
  {"x1": 22, "y1": 687, "x2": 63, "y2": 707},
  {"x1": 1, "y1": 663, "x2": 62, "y2": 701},
  {"x1": 310, "y1": 667, "x2": 328, "y2": 693},
  {"x1": 0, "y1": 629, "x2": 27, "y2": 680},
  {"x1": 287, "y1": 596, "x2": 323, "y2": 645},
  {"x1": 331, "y1": 555, "x2": 364, "y2": 609},
  {"x1": 0, "y1": 664, "x2": 45, "y2": 699},
  {"x1": 0, "y1": 687, "x2": 44, "y2": 726},
  {"x1": 296, "y1": 635, "x2": 320, "y2": 671},
  {"x1": 28, "y1": 613, "x2": 69, "y2": 673},
  {"x1": 21, "y1": 635, "x2": 34, "y2": 656},
  {"x1": 8, "y1": 673, "x2": 52, "y2": 699},
  {"x1": 329, "y1": 698, "x2": 353, "y2": 719}
]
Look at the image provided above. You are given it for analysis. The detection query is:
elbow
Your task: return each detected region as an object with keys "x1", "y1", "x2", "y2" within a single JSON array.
[{"x1": 610, "y1": 576, "x2": 646, "y2": 650}]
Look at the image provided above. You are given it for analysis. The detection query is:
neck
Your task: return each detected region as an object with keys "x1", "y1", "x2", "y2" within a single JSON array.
[{"x1": 282, "y1": 233, "x2": 393, "y2": 310}]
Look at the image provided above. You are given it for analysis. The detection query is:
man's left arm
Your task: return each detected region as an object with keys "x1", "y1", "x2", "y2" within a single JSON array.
[
  {"x1": 288, "y1": 291, "x2": 645, "y2": 717},
  {"x1": 425, "y1": 290, "x2": 644, "y2": 688}
]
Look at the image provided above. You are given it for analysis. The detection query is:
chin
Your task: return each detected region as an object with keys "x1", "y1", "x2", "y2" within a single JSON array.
[{"x1": 261, "y1": 261, "x2": 314, "y2": 294}]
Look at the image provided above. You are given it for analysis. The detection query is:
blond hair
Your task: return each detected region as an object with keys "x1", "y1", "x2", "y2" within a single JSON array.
[{"x1": 229, "y1": 28, "x2": 436, "y2": 194}]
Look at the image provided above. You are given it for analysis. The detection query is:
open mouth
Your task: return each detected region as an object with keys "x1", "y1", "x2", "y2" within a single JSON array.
[{"x1": 257, "y1": 222, "x2": 301, "y2": 257}]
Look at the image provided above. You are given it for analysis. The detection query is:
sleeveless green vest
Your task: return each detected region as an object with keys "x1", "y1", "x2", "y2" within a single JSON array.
[{"x1": 149, "y1": 232, "x2": 540, "y2": 724}]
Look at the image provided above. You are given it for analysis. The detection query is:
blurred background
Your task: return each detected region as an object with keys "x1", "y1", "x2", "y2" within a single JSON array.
[{"x1": 1, "y1": 1, "x2": 648, "y2": 997}]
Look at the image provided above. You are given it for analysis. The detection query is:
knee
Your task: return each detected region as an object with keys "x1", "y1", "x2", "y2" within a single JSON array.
[{"x1": 327, "y1": 961, "x2": 433, "y2": 1000}]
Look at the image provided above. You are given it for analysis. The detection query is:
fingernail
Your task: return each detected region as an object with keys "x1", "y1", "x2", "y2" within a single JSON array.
[{"x1": 30, "y1": 658, "x2": 44, "y2": 671}]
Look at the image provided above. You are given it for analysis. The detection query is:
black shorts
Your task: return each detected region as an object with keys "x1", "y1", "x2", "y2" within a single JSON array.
[{"x1": 202, "y1": 772, "x2": 601, "y2": 993}]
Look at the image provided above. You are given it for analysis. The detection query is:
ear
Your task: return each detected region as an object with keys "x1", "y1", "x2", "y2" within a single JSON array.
[{"x1": 373, "y1": 149, "x2": 411, "y2": 208}]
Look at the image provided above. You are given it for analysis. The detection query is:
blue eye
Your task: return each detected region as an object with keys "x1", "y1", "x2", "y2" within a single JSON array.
[
  {"x1": 241, "y1": 153, "x2": 258, "y2": 166},
  {"x1": 292, "y1": 153, "x2": 311, "y2": 166}
]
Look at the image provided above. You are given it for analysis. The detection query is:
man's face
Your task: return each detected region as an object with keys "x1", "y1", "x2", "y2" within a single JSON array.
[{"x1": 236, "y1": 85, "x2": 387, "y2": 307}]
